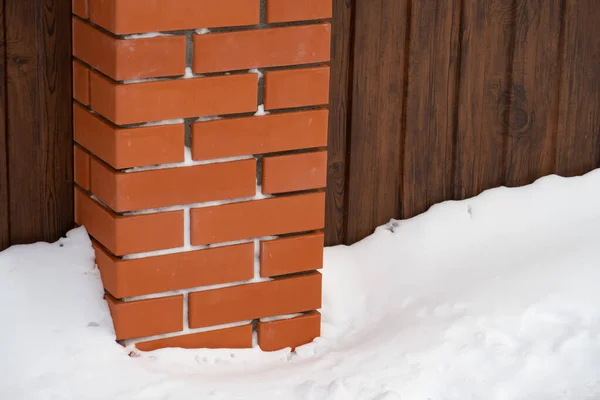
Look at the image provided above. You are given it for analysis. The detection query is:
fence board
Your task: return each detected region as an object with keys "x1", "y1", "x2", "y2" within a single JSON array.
[
  {"x1": 504, "y1": 0, "x2": 563, "y2": 186},
  {"x1": 0, "y1": 0, "x2": 8, "y2": 249},
  {"x1": 555, "y1": 0, "x2": 600, "y2": 176},
  {"x1": 403, "y1": 0, "x2": 461, "y2": 218},
  {"x1": 454, "y1": 0, "x2": 515, "y2": 199},
  {"x1": 5, "y1": 0, "x2": 72, "y2": 246},
  {"x1": 325, "y1": 0, "x2": 354, "y2": 246},
  {"x1": 345, "y1": 0, "x2": 409, "y2": 244}
]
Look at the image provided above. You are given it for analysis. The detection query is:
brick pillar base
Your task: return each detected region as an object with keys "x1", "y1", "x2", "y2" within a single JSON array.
[{"x1": 72, "y1": 0, "x2": 331, "y2": 351}]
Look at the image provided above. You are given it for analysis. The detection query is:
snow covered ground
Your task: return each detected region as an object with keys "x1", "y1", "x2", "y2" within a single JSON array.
[{"x1": 1, "y1": 171, "x2": 600, "y2": 399}]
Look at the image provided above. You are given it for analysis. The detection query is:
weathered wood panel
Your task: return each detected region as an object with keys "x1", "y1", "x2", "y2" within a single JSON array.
[
  {"x1": 345, "y1": 0, "x2": 409, "y2": 244},
  {"x1": 4, "y1": 0, "x2": 72, "y2": 247},
  {"x1": 454, "y1": 0, "x2": 515, "y2": 200},
  {"x1": 504, "y1": 0, "x2": 563, "y2": 187},
  {"x1": 555, "y1": 0, "x2": 600, "y2": 176},
  {"x1": 403, "y1": 0, "x2": 461, "y2": 217},
  {"x1": 325, "y1": 0, "x2": 600, "y2": 245},
  {"x1": 325, "y1": 0, "x2": 354, "y2": 246},
  {"x1": 0, "y1": 0, "x2": 9, "y2": 249}
]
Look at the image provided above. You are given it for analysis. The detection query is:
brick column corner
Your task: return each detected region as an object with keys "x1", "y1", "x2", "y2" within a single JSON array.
[{"x1": 72, "y1": 0, "x2": 331, "y2": 352}]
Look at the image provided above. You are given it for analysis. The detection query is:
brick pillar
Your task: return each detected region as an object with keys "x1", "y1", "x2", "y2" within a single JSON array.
[{"x1": 72, "y1": 0, "x2": 331, "y2": 352}]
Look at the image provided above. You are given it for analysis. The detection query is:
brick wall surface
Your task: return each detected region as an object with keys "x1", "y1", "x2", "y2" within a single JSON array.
[{"x1": 72, "y1": 0, "x2": 331, "y2": 352}]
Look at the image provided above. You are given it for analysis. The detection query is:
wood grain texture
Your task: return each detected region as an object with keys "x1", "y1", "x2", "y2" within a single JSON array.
[
  {"x1": 0, "y1": 0, "x2": 9, "y2": 250},
  {"x1": 454, "y1": 0, "x2": 515, "y2": 199},
  {"x1": 325, "y1": 0, "x2": 354, "y2": 246},
  {"x1": 504, "y1": 0, "x2": 563, "y2": 186},
  {"x1": 403, "y1": 0, "x2": 461, "y2": 218},
  {"x1": 555, "y1": 0, "x2": 600, "y2": 176},
  {"x1": 5, "y1": 0, "x2": 73, "y2": 246},
  {"x1": 345, "y1": 0, "x2": 408, "y2": 244}
]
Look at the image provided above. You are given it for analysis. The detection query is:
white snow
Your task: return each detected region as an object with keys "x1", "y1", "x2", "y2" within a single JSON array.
[{"x1": 2, "y1": 171, "x2": 600, "y2": 399}]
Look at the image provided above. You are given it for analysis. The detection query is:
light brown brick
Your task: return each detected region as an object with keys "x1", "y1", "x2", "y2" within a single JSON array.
[
  {"x1": 190, "y1": 192, "x2": 325, "y2": 245},
  {"x1": 189, "y1": 272, "x2": 322, "y2": 328},
  {"x1": 193, "y1": 24, "x2": 331, "y2": 73},
  {"x1": 192, "y1": 110, "x2": 328, "y2": 161}
]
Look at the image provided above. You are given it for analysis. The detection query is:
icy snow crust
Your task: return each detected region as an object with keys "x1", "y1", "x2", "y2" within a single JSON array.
[{"x1": 1, "y1": 171, "x2": 600, "y2": 399}]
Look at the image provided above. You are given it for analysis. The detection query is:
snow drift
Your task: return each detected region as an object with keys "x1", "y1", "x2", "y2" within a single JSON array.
[{"x1": 1, "y1": 171, "x2": 600, "y2": 399}]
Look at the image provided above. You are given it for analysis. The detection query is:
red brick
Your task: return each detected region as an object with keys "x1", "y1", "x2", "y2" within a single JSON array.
[
  {"x1": 264, "y1": 66, "x2": 330, "y2": 110},
  {"x1": 73, "y1": 104, "x2": 184, "y2": 169},
  {"x1": 193, "y1": 24, "x2": 331, "y2": 73},
  {"x1": 90, "y1": 0, "x2": 259, "y2": 35},
  {"x1": 73, "y1": 60, "x2": 90, "y2": 105},
  {"x1": 90, "y1": 158, "x2": 256, "y2": 212},
  {"x1": 258, "y1": 311, "x2": 321, "y2": 351},
  {"x1": 192, "y1": 110, "x2": 328, "y2": 161},
  {"x1": 72, "y1": 19, "x2": 186, "y2": 81},
  {"x1": 75, "y1": 187, "x2": 184, "y2": 256},
  {"x1": 262, "y1": 151, "x2": 327, "y2": 194},
  {"x1": 73, "y1": 0, "x2": 89, "y2": 19},
  {"x1": 189, "y1": 272, "x2": 322, "y2": 328},
  {"x1": 260, "y1": 232, "x2": 324, "y2": 278},
  {"x1": 267, "y1": 0, "x2": 332, "y2": 23},
  {"x1": 90, "y1": 72, "x2": 258, "y2": 125},
  {"x1": 93, "y1": 241, "x2": 254, "y2": 299},
  {"x1": 190, "y1": 192, "x2": 325, "y2": 245},
  {"x1": 135, "y1": 324, "x2": 253, "y2": 352},
  {"x1": 74, "y1": 146, "x2": 91, "y2": 190},
  {"x1": 105, "y1": 293, "x2": 183, "y2": 340}
]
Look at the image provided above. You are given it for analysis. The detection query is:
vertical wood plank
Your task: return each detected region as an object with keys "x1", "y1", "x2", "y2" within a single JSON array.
[
  {"x1": 504, "y1": 0, "x2": 563, "y2": 186},
  {"x1": 0, "y1": 0, "x2": 9, "y2": 250},
  {"x1": 5, "y1": 0, "x2": 73, "y2": 245},
  {"x1": 555, "y1": 0, "x2": 600, "y2": 176},
  {"x1": 345, "y1": 0, "x2": 408, "y2": 244},
  {"x1": 454, "y1": 0, "x2": 516, "y2": 199},
  {"x1": 403, "y1": 0, "x2": 461, "y2": 218},
  {"x1": 325, "y1": 0, "x2": 354, "y2": 246}
]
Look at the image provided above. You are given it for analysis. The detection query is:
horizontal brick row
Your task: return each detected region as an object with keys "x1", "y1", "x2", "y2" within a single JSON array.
[
  {"x1": 76, "y1": 188, "x2": 325, "y2": 254},
  {"x1": 193, "y1": 24, "x2": 331, "y2": 73},
  {"x1": 258, "y1": 311, "x2": 321, "y2": 351},
  {"x1": 94, "y1": 240, "x2": 255, "y2": 299},
  {"x1": 74, "y1": 104, "x2": 185, "y2": 170},
  {"x1": 75, "y1": 187, "x2": 184, "y2": 255},
  {"x1": 260, "y1": 232, "x2": 324, "y2": 278},
  {"x1": 90, "y1": 72, "x2": 258, "y2": 125},
  {"x1": 262, "y1": 151, "x2": 327, "y2": 194},
  {"x1": 73, "y1": 19, "x2": 186, "y2": 81},
  {"x1": 267, "y1": 0, "x2": 332, "y2": 23},
  {"x1": 90, "y1": 158, "x2": 256, "y2": 212},
  {"x1": 189, "y1": 272, "x2": 322, "y2": 328},
  {"x1": 191, "y1": 192, "x2": 325, "y2": 245},
  {"x1": 88, "y1": 0, "x2": 260, "y2": 35},
  {"x1": 136, "y1": 324, "x2": 253, "y2": 352},
  {"x1": 264, "y1": 66, "x2": 331, "y2": 110},
  {"x1": 191, "y1": 109, "x2": 328, "y2": 161}
]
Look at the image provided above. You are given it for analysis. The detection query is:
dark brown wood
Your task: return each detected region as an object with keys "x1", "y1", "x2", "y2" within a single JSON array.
[
  {"x1": 0, "y1": 0, "x2": 9, "y2": 250},
  {"x1": 5, "y1": 0, "x2": 73, "y2": 246},
  {"x1": 344, "y1": 0, "x2": 409, "y2": 244},
  {"x1": 325, "y1": 0, "x2": 354, "y2": 246},
  {"x1": 454, "y1": 0, "x2": 515, "y2": 199},
  {"x1": 504, "y1": 0, "x2": 563, "y2": 186},
  {"x1": 555, "y1": 0, "x2": 600, "y2": 176},
  {"x1": 403, "y1": 0, "x2": 461, "y2": 218}
]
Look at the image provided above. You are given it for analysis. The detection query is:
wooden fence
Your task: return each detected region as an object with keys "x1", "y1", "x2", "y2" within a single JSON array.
[
  {"x1": 0, "y1": 0, "x2": 72, "y2": 250},
  {"x1": 325, "y1": 0, "x2": 600, "y2": 245},
  {"x1": 1, "y1": 0, "x2": 599, "y2": 250}
]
